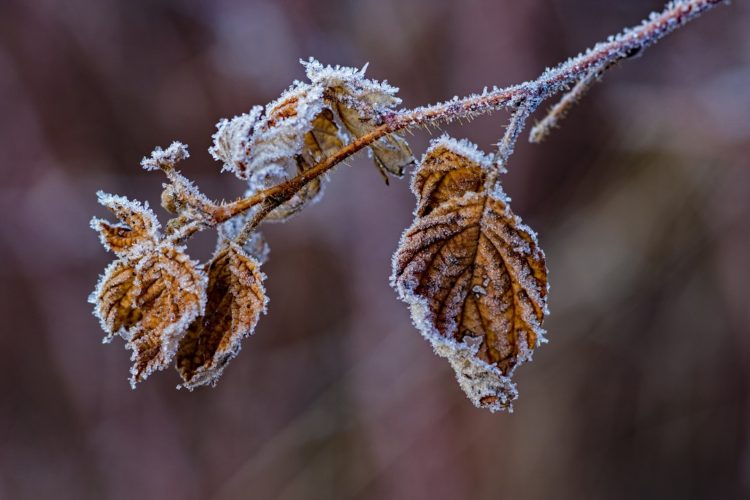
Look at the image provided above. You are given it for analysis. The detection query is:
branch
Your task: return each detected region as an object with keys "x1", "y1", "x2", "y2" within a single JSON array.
[{"x1": 201, "y1": 0, "x2": 722, "y2": 230}]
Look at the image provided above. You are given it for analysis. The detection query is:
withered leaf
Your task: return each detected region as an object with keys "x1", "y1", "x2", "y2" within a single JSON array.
[
  {"x1": 176, "y1": 242, "x2": 267, "y2": 389},
  {"x1": 91, "y1": 259, "x2": 141, "y2": 342},
  {"x1": 412, "y1": 142, "x2": 487, "y2": 217},
  {"x1": 302, "y1": 108, "x2": 343, "y2": 165},
  {"x1": 90, "y1": 244, "x2": 207, "y2": 387},
  {"x1": 370, "y1": 134, "x2": 415, "y2": 182},
  {"x1": 336, "y1": 104, "x2": 414, "y2": 182},
  {"x1": 91, "y1": 192, "x2": 160, "y2": 256},
  {"x1": 266, "y1": 109, "x2": 343, "y2": 221},
  {"x1": 391, "y1": 136, "x2": 548, "y2": 412}
]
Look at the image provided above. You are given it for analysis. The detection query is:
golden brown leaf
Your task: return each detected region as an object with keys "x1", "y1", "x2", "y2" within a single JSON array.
[
  {"x1": 391, "y1": 136, "x2": 548, "y2": 412},
  {"x1": 90, "y1": 244, "x2": 207, "y2": 387},
  {"x1": 90, "y1": 259, "x2": 141, "y2": 342},
  {"x1": 412, "y1": 142, "x2": 487, "y2": 216},
  {"x1": 127, "y1": 246, "x2": 207, "y2": 385},
  {"x1": 176, "y1": 242, "x2": 267, "y2": 389},
  {"x1": 91, "y1": 192, "x2": 159, "y2": 256}
]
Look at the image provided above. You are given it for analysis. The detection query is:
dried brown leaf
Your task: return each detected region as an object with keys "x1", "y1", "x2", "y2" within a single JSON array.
[
  {"x1": 90, "y1": 244, "x2": 207, "y2": 387},
  {"x1": 336, "y1": 103, "x2": 414, "y2": 182},
  {"x1": 391, "y1": 136, "x2": 548, "y2": 412},
  {"x1": 265, "y1": 109, "x2": 343, "y2": 221},
  {"x1": 91, "y1": 259, "x2": 141, "y2": 342},
  {"x1": 91, "y1": 192, "x2": 159, "y2": 256},
  {"x1": 302, "y1": 108, "x2": 344, "y2": 165},
  {"x1": 412, "y1": 142, "x2": 487, "y2": 216},
  {"x1": 176, "y1": 242, "x2": 267, "y2": 389}
]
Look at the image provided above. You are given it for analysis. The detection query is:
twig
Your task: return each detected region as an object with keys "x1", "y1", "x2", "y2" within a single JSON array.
[
  {"x1": 493, "y1": 98, "x2": 538, "y2": 176},
  {"x1": 529, "y1": 50, "x2": 635, "y2": 143},
  {"x1": 197, "y1": 0, "x2": 722, "y2": 233}
]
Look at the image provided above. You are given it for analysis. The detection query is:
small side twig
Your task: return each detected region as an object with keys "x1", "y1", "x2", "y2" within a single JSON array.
[
  {"x1": 529, "y1": 47, "x2": 640, "y2": 143},
  {"x1": 528, "y1": 63, "x2": 607, "y2": 144},
  {"x1": 493, "y1": 99, "x2": 538, "y2": 176}
]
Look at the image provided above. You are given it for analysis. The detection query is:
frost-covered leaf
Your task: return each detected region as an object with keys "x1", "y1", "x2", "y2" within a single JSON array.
[
  {"x1": 90, "y1": 245, "x2": 207, "y2": 387},
  {"x1": 211, "y1": 83, "x2": 344, "y2": 221},
  {"x1": 212, "y1": 84, "x2": 326, "y2": 182},
  {"x1": 176, "y1": 242, "x2": 267, "y2": 389},
  {"x1": 391, "y1": 136, "x2": 548, "y2": 412},
  {"x1": 303, "y1": 57, "x2": 414, "y2": 182},
  {"x1": 125, "y1": 246, "x2": 207, "y2": 386},
  {"x1": 412, "y1": 136, "x2": 487, "y2": 216},
  {"x1": 91, "y1": 192, "x2": 160, "y2": 257},
  {"x1": 91, "y1": 259, "x2": 140, "y2": 342},
  {"x1": 337, "y1": 103, "x2": 414, "y2": 181},
  {"x1": 209, "y1": 106, "x2": 264, "y2": 180},
  {"x1": 303, "y1": 57, "x2": 401, "y2": 111},
  {"x1": 301, "y1": 108, "x2": 344, "y2": 165},
  {"x1": 264, "y1": 109, "x2": 342, "y2": 221}
]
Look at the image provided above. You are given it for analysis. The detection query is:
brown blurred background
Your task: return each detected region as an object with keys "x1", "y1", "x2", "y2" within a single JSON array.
[{"x1": 0, "y1": 0, "x2": 748, "y2": 499}]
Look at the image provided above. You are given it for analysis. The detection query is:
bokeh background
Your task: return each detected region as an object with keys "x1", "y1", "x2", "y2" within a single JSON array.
[{"x1": 1, "y1": 0, "x2": 749, "y2": 499}]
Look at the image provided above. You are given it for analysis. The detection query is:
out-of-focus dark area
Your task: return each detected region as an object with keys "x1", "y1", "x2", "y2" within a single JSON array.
[{"x1": 0, "y1": 0, "x2": 748, "y2": 499}]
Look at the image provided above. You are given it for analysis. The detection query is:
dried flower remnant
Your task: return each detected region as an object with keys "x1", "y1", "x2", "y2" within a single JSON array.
[
  {"x1": 89, "y1": 0, "x2": 724, "y2": 410},
  {"x1": 176, "y1": 242, "x2": 267, "y2": 389},
  {"x1": 392, "y1": 137, "x2": 548, "y2": 412}
]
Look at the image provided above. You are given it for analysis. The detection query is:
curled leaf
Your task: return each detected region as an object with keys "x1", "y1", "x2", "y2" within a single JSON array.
[
  {"x1": 303, "y1": 57, "x2": 415, "y2": 181},
  {"x1": 90, "y1": 244, "x2": 207, "y2": 387},
  {"x1": 264, "y1": 109, "x2": 343, "y2": 221},
  {"x1": 91, "y1": 192, "x2": 160, "y2": 256},
  {"x1": 176, "y1": 242, "x2": 267, "y2": 389},
  {"x1": 337, "y1": 105, "x2": 414, "y2": 181},
  {"x1": 391, "y1": 136, "x2": 548, "y2": 412},
  {"x1": 209, "y1": 106, "x2": 265, "y2": 179},
  {"x1": 212, "y1": 84, "x2": 326, "y2": 182},
  {"x1": 211, "y1": 84, "x2": 344, "y2": 221},
  {"x1": 301, "y1": 108, "x2": 344, "y2": 165},
  {"x1": 90, "y1": 259, "x2": 140, "y2": 342}
]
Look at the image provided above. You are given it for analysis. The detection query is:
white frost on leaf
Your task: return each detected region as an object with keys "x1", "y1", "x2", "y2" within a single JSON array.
[
  {"x1": 209, "y1": 106, "x2": 264, "y2": 178},
  {"x1": 406, "y1": 296, "x2": 519, "y2": 413},
  {"x1": 302, "y1": 57, "x2": 401, "y2": 112},
  {"x1": 211, "y1": 83, "x2": 327, "y2": 181},
  {"x1": 91, "y1": 191, "x2": 161, "y2": 258}
]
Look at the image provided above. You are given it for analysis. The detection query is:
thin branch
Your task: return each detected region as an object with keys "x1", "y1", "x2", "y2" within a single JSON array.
[
  {"x1": 529, "y1": 51, "x2": 633, "y2": 143},
  {"x1": 493, "y1": 99, "x2": 538, "y2": 176},
  {"x1": 236, "y1": 203, "x2": 276, "y2": 246},
  {"x1": 199, "y1": 0, "x2": 722, "y2": 232}
]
